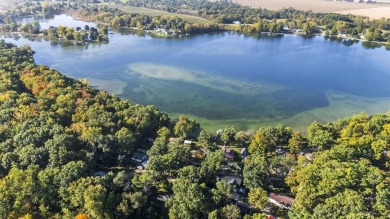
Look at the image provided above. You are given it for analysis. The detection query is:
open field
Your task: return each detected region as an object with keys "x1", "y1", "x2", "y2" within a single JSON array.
[
  {"x1": 220, "y1": 0, "x2": 390, "y2": 18},
  {"x1": 337, "y1": 7, "x2": 390, "y2": 19},
  {"x1": 106, "y1": 5, "x2": 212, "y2": 24}
]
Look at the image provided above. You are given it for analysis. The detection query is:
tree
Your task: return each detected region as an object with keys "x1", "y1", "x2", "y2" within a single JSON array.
[
  {"x1": 221, "y1": 126, "x2": 237, "y2": 146},
  {"x1": 234, "y1": 130, "x2": 251, "y2": 147},
  {"x1": 198, "y1": 130, "x2": 218, "y2": 152},
  {"x1": 174, "y1": 116, "x2": 200, "y2": 139},
  {"x1": 302, "y1": 22, "x2": 312, "y2": 34},
  {"x1": 115, "y1": 127, "x2": 136, "y2": 155},
  {"x1": 243, "y1": 154, "x2": 269, "y2": 190},
  {"x1": 286, "y1": 152, "x2": 388, "y2": 218},
  {"x1": 116, "y1": 191, "x2": 147, "y2": 217},
  {"x1": 200, "y1": 150, "x2": 225, "y2": 183},
  {"x1": 211, "y1": 181, "x2": 232, "y2": 207},
  {"x1": 248, "y1": 188, "x2": 268, "y2": 210},
  {"x1": 75, "y1": 213, "x2": 88, "y2": 219},
  {"x1": 248, "y1": 125, "x2": 292, "y2": 155},
  {"x1": 311, "y1": 189, "x2": 368, "y2": 218},
  {"x1": 288, "y1": 131, "x2": 306, "y2": 154},
  {"x1": 84, "y1": 184, "x2": 114, "y2": 219},
  {"x1": 248, "y1": 128, "x2": 275, "y2": 155},
  {"x1": 307, "y1": 122, "x2": 335, "y2": 151},
  {"x1": 243, "y1": 213, "x2": 267, "y2": 219},
  {"x1": 166, "y1": 179, "x2": 211, "y2": 219},
  {"x1": 219, "y1": 204, "x2": 241, "y2": 219},
  {"x1": 32, "y1": 21, "x2": 41, "y2": 34}
]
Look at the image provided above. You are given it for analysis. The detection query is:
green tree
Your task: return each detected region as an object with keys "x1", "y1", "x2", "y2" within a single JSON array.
[
  {"x1": 307, "y1": 122, "x2": 335, "y2": 151},
  {"x1": 167, "y1": 179, "x2": 211, "y2": 219},
  {"x1": 248, "y1": 187, "x2": 268, "y2": 210},
  {"x1": 84, "y1": 184, "x2": 114, "y2": 219},
  {"x1": 198, "y1": 130, "x2": 218, "y2": 152},
  {"x1": 174, "y1": 115, "x2": 201, "y2": 139},
  {"x1": 288, "y1": 131, "x2": 306, "y2": 154},
  {"x1": 221, "y1": 126, "x2": 237, "y2": 146},
  {"x1": 219, "y1": 204, "x2": 241, "y2": 219},
  {"x1": 211, "y1": 181, "x2": 232, "y2": 207},
  {"x1": 243, "y1": 154, "x2": 269, "y2": 190},
  {"x1": 200, "y1": 150, "x2": 225, "y2": 183}
]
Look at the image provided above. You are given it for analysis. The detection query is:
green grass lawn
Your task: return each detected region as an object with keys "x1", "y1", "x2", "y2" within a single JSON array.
[{"x1": 106, "y1": 5, "x2": 212, "y2": 24}]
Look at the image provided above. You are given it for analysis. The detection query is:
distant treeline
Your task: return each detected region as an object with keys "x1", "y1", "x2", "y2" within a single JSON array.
[{"x1": 120, "y1": 0, "x2": 390, "y2": 41}]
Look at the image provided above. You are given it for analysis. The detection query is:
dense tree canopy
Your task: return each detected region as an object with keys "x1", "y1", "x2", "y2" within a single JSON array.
[
  {"x1": 1, "y1": 38, "x2": 390, "y2": 218},
  {"x1": 0, "y1": 40, "x2": 169, "y2": 218}
]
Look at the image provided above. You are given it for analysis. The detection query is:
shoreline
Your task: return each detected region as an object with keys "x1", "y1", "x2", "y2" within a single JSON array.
[
  {"x1": 63, "y1": 10, "x2": 390, "y2": 45},
  {"x1": 0, "y1": 31, "x2": 108, "y2": 46},
  {"x1": 6, "y1": 9, "x2": 390, "y2": 45},
  {"x1": 1, "y1": 28, "x2": 389, "y2": 50}
]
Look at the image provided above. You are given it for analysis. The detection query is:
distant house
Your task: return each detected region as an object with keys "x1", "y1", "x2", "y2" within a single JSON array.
[
  {"x1": 184, "y1": 140, "x2": 192, "y2": 145},
  {"x1": 233, "y1": 21, "x2": 242, "y2": 25}
]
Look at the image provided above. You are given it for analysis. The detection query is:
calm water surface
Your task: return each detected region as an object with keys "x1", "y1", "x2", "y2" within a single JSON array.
[{"x1": 3, "y1": 15, "x2": 390, "y2": 130}]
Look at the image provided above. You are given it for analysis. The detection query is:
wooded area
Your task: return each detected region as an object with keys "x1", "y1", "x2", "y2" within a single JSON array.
[{"x1": 0, "y1": 40, "x2": 389, "y2": 218}]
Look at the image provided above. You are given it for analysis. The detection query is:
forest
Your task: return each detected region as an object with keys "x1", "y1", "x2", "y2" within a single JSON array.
[{"x1": 0, "y1": 40, "x2": 389, "y2": 218}]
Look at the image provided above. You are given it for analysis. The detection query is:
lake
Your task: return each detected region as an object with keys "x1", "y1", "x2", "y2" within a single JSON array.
[{"x1": 3, "y1": 14, "x2": 390, "y2": 130}]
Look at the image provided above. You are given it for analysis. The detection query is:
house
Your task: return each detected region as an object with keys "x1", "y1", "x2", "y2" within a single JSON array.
[
  {"x1": 233, "y1": 21, "x2": 241, "y2": 25},
  {"x1": 240, "y1": 148, "x2": 248, "y2": 159},
  {"x1": 268, "y1": 192, "x2": 294, "y2": 209},
  {"x1": 132, "y1": 152, "x2": 148, "y2": 163},
  {"x1": 142, "y1": 157, "x2": 149, "y2": 168},
  {"x1": 225, "y1": 149, "x2": 235, "y2": 160},
  {"x1": 131, "y1": 149, "x2": 149, "y2": 163},
  {"x1": 221, "y1": 175, "x2": 242, "y2": 187},
  {"x1": 157, "y1": 195, "x2": 170, "y2": 202},
  {"x1": 220, "y1": 175, "x2": 244, "y2": 201},
  {"x1": 169, "y1": 137, "x2": 179, "y2": 143},
  {"x1": 184, "y1": 140, "x2": 192, "y2": 145},
  {"x1": 275, "y1": 147, "x2": 288, "y2": 156},
  {"x1": 93, "y1": 171, "x2": 106, "y2": 176},
  {"x1": 227, "y1": 162, "x2": 242, "y2": 172}
]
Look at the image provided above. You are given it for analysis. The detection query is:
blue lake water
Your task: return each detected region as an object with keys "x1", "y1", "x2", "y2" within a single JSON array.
[{"x1": 3, "y1": 15, "x2": 390, "y2": 130}]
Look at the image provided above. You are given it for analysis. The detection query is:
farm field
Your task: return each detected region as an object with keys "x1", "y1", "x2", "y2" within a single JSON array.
[
  {"x1": 220, "y1": 0, "x2": 390, "y2": 18},
  {"x1": 337, "y1": 7, "x2": 390, "y2": 19}
]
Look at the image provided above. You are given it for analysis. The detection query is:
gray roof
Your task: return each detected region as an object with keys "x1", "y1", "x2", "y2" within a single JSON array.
[{"x1": 221, "y1": 176, "x2": 242, "y2": 186}]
